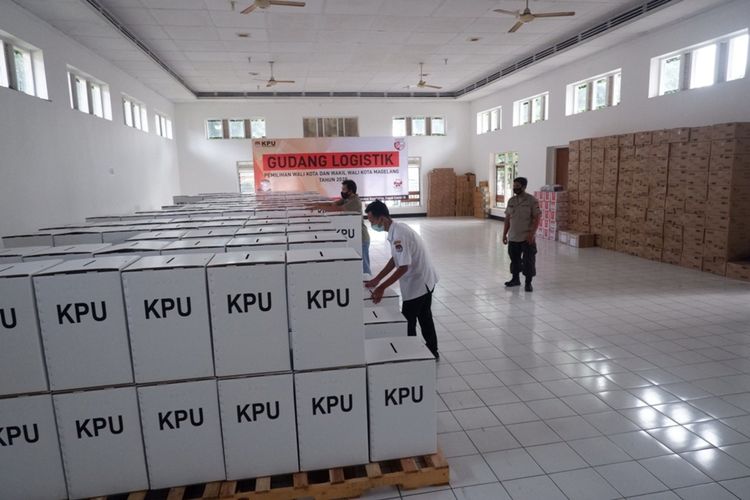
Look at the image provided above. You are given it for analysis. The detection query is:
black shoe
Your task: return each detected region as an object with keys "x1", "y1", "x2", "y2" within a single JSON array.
[
  {"x1": 505, "y1": 279, "x2": 521, "y2": 287},
  {"x1": 525, "y1": 282, "x2": 533, "y2": 292}
]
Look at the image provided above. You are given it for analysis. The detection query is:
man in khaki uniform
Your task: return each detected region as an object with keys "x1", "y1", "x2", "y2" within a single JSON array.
[
  {"x1": 310, "y1": 180, "x2": 371, "y2": 274},
  {"x1": 502, "y1": 177, "x2": 541, "y2": 292}
]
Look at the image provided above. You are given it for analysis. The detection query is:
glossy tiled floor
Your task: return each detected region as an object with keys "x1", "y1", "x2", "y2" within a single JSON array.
[{"x1": 363, "y1": 217, "x2": 750, "y2": 500}]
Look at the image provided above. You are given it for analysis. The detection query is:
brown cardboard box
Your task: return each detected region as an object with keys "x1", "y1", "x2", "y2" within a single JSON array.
[
  {"x1": 712, "y1": 123, "x2": 750, "y2": 140},
  {"x1": 690, "y1": 126, "x2": 713, "y2": 142},
  {"x1": 726, "y1": 261, "x2": 750, "y2": 281},
  {"x1": 669, "y1": 128, "x2": 691, "y2": 143},
  {"x1": 635, "y1": 132, "x2": 653, "y2": 146}
]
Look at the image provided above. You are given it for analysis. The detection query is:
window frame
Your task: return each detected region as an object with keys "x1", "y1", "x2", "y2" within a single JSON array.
[
  {"x1": 650, "y1": 29, "x2": 748, "y2": 98},
  {"x1": 206, "y1": 118, "x2": 266, "y2": 140},
  {"x1": 67, "y1": 68, "x2": 112, "y2": 120},
  {"x1": 303, "y1": 116, "x2": 358, "y2": 138},
  {"x1": 154, "y1": 112, "x2": 173, "y2": 139},
  {"x1": 391, "y1": 116, "x2": 446, "y2": 137},
  {"x1": 476, "y1": 106, "x2": 501, "y2": 135},
  {"x1": 0, "y1": 32, "x2": 48, "y2": 99},
  {"x1": 122, "y1": 95, "x2": 149, "y2": 132},
  {"x1": 566, "y1": 69, "x2": 621, "y2": 116},
  {"x1": 513, "y1": 92, "x2": 549, "y2": 127}
]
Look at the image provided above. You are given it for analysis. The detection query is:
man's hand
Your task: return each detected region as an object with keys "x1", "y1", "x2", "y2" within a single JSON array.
[
  {"x1": 364, "y1": 278, "x2": 380, "y2": 289},
  {"x1": 526, "y1": 233, "x2": 536, "y2": 245},
  {"x1": 502, "y1": 234, "x2": 509, "y2": 245},
  {"x1": 371, "y1": 286, "x2": 385, "y2": 304}
]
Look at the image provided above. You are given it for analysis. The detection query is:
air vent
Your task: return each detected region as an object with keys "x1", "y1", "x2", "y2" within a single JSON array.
[
  {"x1": 517, "y1": 56, "x2": 534, "y2": 69},
  {"x1": 387, "y1": 92, "x2": 412, "y2": 98},
  {"x1": 501, "y1": 66, "x2": 516, "y2": 76},
  {"x1": 487, "y1": 71, "x2": 502, "y2": 82},
  {"x1": 556, "y1": 36, "x2": 579, "y2": 51},
  {"x1": 335, "y1": 92, "x2": 359, "y2": 97},
  {"x1": 535, "y1": 47, "x2": 554, "y2": 61},
  {"x1": 360, "y1": 92, "x2": 385, "y2": 98},
  {"x1": 646, "y1": 0, "x2": 671, "y2": 11},
  {"x1": 304, "y1": 92, "x2": 330, "y2": 97},
  {"x1": 610, "y1": 6, "x2": 643, "y2": 27},
  {"x1": 581, "y1": 22, "x2": 608, "y2": 40},
  {"x1": 414, "y1": 92, "x2": 440, "y2": 98}
]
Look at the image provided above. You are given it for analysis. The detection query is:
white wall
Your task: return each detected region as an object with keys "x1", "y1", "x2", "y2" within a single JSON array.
[
  {"x1": 174, "y1": 100, "x2": 471, "y2": 213},
  {"x1": 0, "y1": 1, "x2": 181, "y2": 237},
  {"x1": 469, "y1": 0, "x2": 750, "y2": 216}
]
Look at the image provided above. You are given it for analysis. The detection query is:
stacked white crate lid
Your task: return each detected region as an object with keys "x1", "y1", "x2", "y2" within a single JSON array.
[{"x1": 0, "y1": 192, "x2": 435, "y2": 499}]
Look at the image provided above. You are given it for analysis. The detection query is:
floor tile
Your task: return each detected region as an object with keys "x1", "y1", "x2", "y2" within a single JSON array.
[
  {"x1": 439, "y1": 431, "x2": 480, "y2": 457},
  {"x1": 609, "y1": 430, "x2": 674, "y2": 459},
  {"x1": 596, "y1": 461, "x2": 668, "y2": 497},
  {"x1": 561, "y1": 394, "x2": 612, "y2": 414},
  {"x1": 526, "y1": 442, "x2": 588, "y2": 473},
  {"x1": 463, "y1": 373, "x2": 503, "y2": 390},
  {"x1": 453, "y1": 407, "x2": 502, "y2": 430},
  {"x1": 638, "y1": 454, "x2": 712, "y2": 488},
  {"x1": 438, "y1": 411, "x2": 462, "y2": 433},
  {"x1": 721, "y1": 442, "x2": 750, "y2": 467},
  {"x1": 442, "y1": 391, "x2": 486, "y2": 411},
  {"x1": 526, "y1": 398, "x2": 576, "y2": 419},
  {"x1": 680, "y1": 448, "x2": 750, "y2": 481},
  {"x1": 584, "y1": 410, "x2": 641, "y2": 434},
  {"x1": 568, "y1": 436, "x2": 632, "y2": 466},
  {"x1": 474, "y1": 387, "x2": 520, "y2": 406},
  {"x1": 653, "y1": 403, "x2": 713, "y2": 425},
  {"x1": 483, "y1": 448, "x2": 544, "y2": 481},
  {"x1": 453, "y1": 482, "x2": 511, "y2": 500},
  {"x1": 621, "y1": 407, "x2": 679, "y2": 430},
  {"x1": 489, "y1": 402, "x2": 539, "y2": 425},
  {"x1": 546, "y1": 415, "x2": 602, "y2": 440},
  {"x1": 549, "y1": 467, "x2": 620, "y2": 500},
  {"x1": 685, "y1": 420, "x2": 750, "y2": 447},
  {"x1": 689, "y1": 397, "x2": 746, "y2": 419},
  {"x1": 648, "y1": 426, "x2": 713, "y2": 453},
  {"x1": 506, "y1": 421, "x2": 561, "y2": 446},
  {"x1": 501, "y1": 475, "x2": 566, "y2": 500},
  {"x1": 466, "y1": 426, "x2": 520, "y2": 453},
  {"x1": 447, "y1": 454, "x2": 499, "y2": 488},
  {"x1": 596, "y1": 390, "x2": 648, "y2": 410},
  {"x1": 674, "y1": 482, "x2": 739, "y2": 500},
  {"x1": 720, "y1": 477, "x2": 750, "y2": 499}
]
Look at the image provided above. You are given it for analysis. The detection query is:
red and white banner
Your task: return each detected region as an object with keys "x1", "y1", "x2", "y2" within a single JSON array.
[{"x1": 252, "y1": 137, "x2": 408, "y2": 198}]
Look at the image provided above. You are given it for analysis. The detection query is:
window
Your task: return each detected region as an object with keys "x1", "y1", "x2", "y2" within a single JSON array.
[
  {"x1": 67, "y1": 68, "x2": 112, "y2": 120},
  {"x1": 392, "y1": 117, "x2": 407, "y2": 136},
  {"x1": 391, "y1": 117, "x2": 445, "y2": 136},
  {"x1": 565, "y1": 70, "x2": 621, "y2": 116},
  {"x1": 650, "y1": 29, "x2": 748, "y2": 97},
  {"x1": 477, "y1": 107, "x2": 501, "y2": 135},
  {"x1": 0, "y1": 32, "x2": 48, "y2": 99},
  {"x1": 205, "y1": 118, "x2": 266, "y2": 139},
  {"x1": 155, "y1": 112, "x2": 173, "y2": 139},
  {"x1": 513, "y1": 92, "x2": 548, "y2": 126},
  {"x1": 495, "y1": 152, "x2": 518, "y2": 208},
  {"x1": 123, "y1": 95, "x2": 148, "y2": 132},
  {"x1": 371, "y1": 156, "x2": 421, "y2": 208},
  {"x1": 303, "y1": 117, "x2": 358, "y2": 137}
]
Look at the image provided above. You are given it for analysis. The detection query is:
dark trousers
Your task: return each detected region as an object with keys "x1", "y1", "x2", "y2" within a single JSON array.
[
  {"x1": 508, "y1": 241, "x2": 537, "y2": 282},
  {"x1": 401, "y1": 288, "x2": 438, "y2": 355}
]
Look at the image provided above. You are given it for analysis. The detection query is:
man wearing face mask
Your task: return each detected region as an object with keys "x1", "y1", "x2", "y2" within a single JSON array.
[
  {"x1": 364, "y1": 200, "x2": 440, "y2": 359},
  {"x1": 309, "y1": 180, "x2": 371, "y2": 274},
  {"x1": 503, "y1": 177, "x2": 541, "y2": 292}
]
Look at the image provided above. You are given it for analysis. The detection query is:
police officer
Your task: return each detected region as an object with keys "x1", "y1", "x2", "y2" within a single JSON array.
[
  {"x1": 364, "y1": 200, "x2": 440, "y2": 359},
  {"x1": 503, "y1": 177, "x2": 541, "y2": 292}
]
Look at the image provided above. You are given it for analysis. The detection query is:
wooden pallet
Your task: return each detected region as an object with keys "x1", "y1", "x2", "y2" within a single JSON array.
[{"x1": 93, "y1": 451, "x2": 449, "y2": 500}]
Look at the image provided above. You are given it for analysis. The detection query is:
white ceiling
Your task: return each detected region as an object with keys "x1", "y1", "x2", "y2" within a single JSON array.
[{"x1": 11, "y1": 0, "x2": 726, "y2": 101}]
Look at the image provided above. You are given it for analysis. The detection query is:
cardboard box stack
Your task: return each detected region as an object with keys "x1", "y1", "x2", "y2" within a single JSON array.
[
  {"x1": 473, "y1": 181, "x2": 490, "y2": 219},
  {"x1": 455, "y1": 173, "x2": 477, "y2": 216},
  {"x1": 567, "y1": 122, "x2": 750, "y2": 276},
  {"x1": 0, "y1": 193, "x2": 438, "y2": 498},
  {"x1": 534, "y1": 189, "x2": 569, "y2": 241},
  {"x1": 427, "y1": 168, "x2": 456, "y2": 217}
]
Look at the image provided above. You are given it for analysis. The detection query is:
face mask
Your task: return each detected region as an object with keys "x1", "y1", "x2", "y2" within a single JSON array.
[
  {"x1": 340, "y1": 191, "x2": 349, "y2": 199},
  {"x1": 372, "y1": 223, "x2": 385, "y2": 232},
  {"x1": 513, "y1": 187, "x2": 523, "y2": 195}
]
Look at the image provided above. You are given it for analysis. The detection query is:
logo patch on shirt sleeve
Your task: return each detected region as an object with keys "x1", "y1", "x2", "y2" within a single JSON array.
[{"x1": 394, "y1": 240, "x2": 403, "y2": 252}]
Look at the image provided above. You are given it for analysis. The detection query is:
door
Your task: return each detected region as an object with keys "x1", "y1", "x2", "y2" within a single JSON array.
[
  {"x1": 555, "y1": 148, "x2": 569, "y2": 189},
  {"x1": 237, "y1": 161, "x2": 254, "y2": 194}
]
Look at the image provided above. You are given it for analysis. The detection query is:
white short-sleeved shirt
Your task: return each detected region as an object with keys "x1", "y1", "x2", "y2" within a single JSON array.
[{"x1": 387, "y1": 221, "x2": 438, "y2": 301}]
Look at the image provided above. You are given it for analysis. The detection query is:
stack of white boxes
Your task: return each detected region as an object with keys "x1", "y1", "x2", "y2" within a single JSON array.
[
  {"x1": 534, "y1": 190, "x2": 570, "y2": 241},
  {"x1": 0, "y1": 192, "x2": 436, "y2": 499}
]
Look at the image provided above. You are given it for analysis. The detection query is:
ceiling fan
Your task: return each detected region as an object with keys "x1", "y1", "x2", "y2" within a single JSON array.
[
  {"x1": 241, "y1": 0, "x2": 305, "y2": 14},
  {"x1": 406, "y1": 63, "x2": 442, "y2": 90},
  {"x1": 494, "y1": 0, "x2": 575, "y2": 33},
  {"x1": 257, "y1": 61, "x2": 295, "y2": 87}
]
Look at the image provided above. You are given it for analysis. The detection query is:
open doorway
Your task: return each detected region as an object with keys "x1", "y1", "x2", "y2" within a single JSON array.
[
  {"x1": 237, "y1": 161, "x2": 253, "y2": 194},
  {"x1": 554, "y1": 148, "x2": 569, "y2": 189},
  {"x1": 494, "y1": 152, "x2": 518, "y2": 209}
]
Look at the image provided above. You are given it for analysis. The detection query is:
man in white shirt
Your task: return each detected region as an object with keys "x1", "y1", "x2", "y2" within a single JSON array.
[{"x1": 364, "y1": 200, "x2": 440, "y2": 359}]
